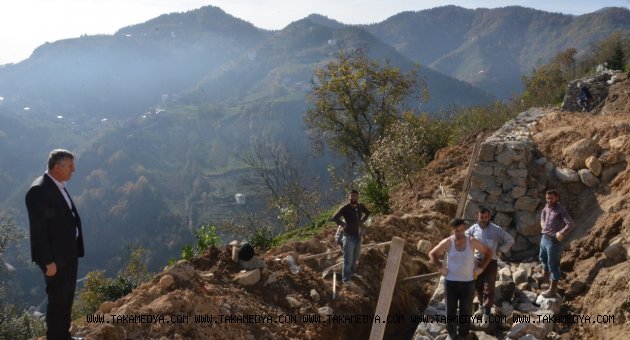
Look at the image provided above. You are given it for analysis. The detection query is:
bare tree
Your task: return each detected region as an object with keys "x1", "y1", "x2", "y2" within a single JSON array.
[{"x1": 241, "y1": 137, "x2": 322, "y2": 229}]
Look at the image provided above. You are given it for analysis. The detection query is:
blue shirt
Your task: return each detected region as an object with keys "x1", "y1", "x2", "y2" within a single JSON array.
[{"x1": 466, "y1": 222, "x2": 514, "y2": 260}]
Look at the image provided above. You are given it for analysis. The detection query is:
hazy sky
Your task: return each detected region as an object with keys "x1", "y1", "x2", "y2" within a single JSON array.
[{"x1": 1, "y1": 0, "x2": 628, "y2": 65}]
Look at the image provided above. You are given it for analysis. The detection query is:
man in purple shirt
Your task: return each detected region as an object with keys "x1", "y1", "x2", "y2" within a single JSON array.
[{"x1": 537, "y1": 189, "x2": 574, "y2": 297}]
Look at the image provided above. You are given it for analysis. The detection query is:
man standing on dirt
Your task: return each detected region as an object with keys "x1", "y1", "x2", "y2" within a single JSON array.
[
  {"x1": 331, "y1": 189, "x2": 370, "y2": 285},
  {"x1": 536, "y1": 189, "x2": 574, "y2": 297},
  {"x1": 429, "y1": 218, "x2": 492, "y2": 339},
  {"x1": 466, "y1": 206, "x2": 514, "y2": 324}
]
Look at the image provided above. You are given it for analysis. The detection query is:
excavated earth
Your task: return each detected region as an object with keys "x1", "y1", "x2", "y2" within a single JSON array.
[{"x1": 72, "y1": 76, "x2": 630, "y2": 340}]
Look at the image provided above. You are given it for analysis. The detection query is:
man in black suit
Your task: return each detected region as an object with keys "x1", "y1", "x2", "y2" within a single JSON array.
[{"x1": 26, "y1": 149, "x2": 84, "y2": 340}]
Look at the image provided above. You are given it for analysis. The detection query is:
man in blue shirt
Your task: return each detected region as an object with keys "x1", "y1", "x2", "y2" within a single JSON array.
[{"x1": 466, "y1": 206, "x2": 514, "y2": 322}]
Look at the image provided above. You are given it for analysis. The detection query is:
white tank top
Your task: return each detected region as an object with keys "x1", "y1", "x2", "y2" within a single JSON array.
[{"x1": 446, "y1": 236, "x2": 474, "y2": 282}]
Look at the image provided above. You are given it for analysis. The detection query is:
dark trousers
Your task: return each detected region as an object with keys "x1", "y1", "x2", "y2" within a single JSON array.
[
  {"x1": 475, "y1": 259, "x2": 498, "y2": 313},
  {"x1": 445, "y1": 280, "x2": 475, "y2": 336},
  {"x1": 43, "y1": 257, "x2": 78, "y2": 340}
]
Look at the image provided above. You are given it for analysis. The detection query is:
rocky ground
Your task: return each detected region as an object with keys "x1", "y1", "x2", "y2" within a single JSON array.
[{"x1": 71, "y1": 73, "x2": 630, "y2": 340}]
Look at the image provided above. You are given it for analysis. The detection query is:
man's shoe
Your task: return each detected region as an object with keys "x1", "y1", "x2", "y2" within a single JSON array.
[
  {"x1": 541, "y1": 280, "x2": 559, "y2": 298},
  {"x1": 473, "y1": 307, "x2": 484, "y2": 318},
  {"x1": 533, "y1": 271, "x2": 550, "y2": 285}
]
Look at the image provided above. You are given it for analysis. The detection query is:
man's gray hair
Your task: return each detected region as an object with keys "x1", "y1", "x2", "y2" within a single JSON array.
[{"x1": 47, "y1": 149, "x2": 74, "y2": 170}]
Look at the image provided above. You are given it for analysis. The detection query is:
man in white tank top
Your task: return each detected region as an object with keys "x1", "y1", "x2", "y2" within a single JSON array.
[{"x1": 429, "y1": 218, "x2": 492, "y2": 339}]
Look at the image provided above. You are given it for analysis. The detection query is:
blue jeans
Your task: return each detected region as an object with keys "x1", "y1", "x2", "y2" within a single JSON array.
[
  {"x1": 342, "y1": 235, "x2": 361, "y2": 282},
  {"x1": 445, "y1": 280, "x2": 475, "y2": 337},
  {"x1": 539, "y1": 234, "x2": 561, "y2": 281}
]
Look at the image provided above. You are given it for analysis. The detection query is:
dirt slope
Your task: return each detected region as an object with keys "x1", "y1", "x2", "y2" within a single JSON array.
[{"x1": 73, "y1": 76, "x2": 630, "y2": 340}]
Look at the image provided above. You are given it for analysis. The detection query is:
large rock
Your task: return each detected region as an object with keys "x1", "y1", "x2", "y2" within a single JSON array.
[
  {"x1": 496, "y1": 148, "x2": 521, "y2": 166},
  {"x1": 507, "y1": 169, "x2": 528, "y2": 178},
  {"x1": 474, "y1": 164, "x2": 495, "y2": 176},
  {"x1": 561, "y1": 138, "x2": 600, "y2": 170},
  {"x1": 506, "y1": 322, "x2": 550, "y2": 339},
  {"x1": 430, "y1": 199, "x2": 458, "y2": 217},
  {"x1": 494, "y1": 212, "x2": 513, "y2": 229},
  {"x1": 512, "y1": 268, "x2": 528, "y2": 285},
  {"x1": 234, "y1": 269, "x2": 261, "y2": 286},
  {"x1": 609, "y1": 135, "x2": 630, "y2": 150},
  {"x1": 554, "y1": 168, "x2": 580, "y2": 183},
  {"x1": 166, "y1": 260, "x2": 196, "y2": 282},
  {"x1": 469, "y1": 189, "x2": 488, "y2": 202},
  {"x1": 535, "y1": 295, "x2": 562, "y2": 314},
  {"x1": 603, "y1": 238, "x2": 629, "y2": 261},
  {"x1": 515, "y1": 211, "x2": 540, "y2": 236},
  {"x1": 318, "y1": 306, "x2": 333, "y2": 317},
  {"x1": 414, "y1": 320, "x2": 445, "y2": 338},
  {"x1": 479, "y1": 142, "x2": 497, "y2": 162},
  {"x1": 498, "y1": 267, "x2": 513, "y2": 281},
  {"x1": 514, "y1": 196, "x2": 540, "y2": 213},
  {"x1": 578, "y1": 169, "x2": 600, "y2": 187},
  {"x1": 510, "y1": 186, "x2": 527, "y2": 199},
  {"x1": 598, "y1": 149, "x2": 624, "y2": 166},
  {"x1": 416, "y1": 240, "x2": 432, "y2": 255},
  {"x1": 430, "y1": 276, "x2": 446, "y2": 303},
  {"x1": 159, "y1": 274, "x2": 175, "y2": 290},
  {"x1": 239, "y1": 255, "x2": 267, "y2": 270},
  {"x1": 99, "y1": 301, "x2": 115, "y2": 314},
  {"x1": 464, "y1": 200, "x2": 480, "y2": 221},
  {"x1": 495, "y1": 280, "x2": 516, "y2": 304},
  {"x1": 585, "y1": 156, "x2": 602, "y2": 176},
  {"x1": 424, "y1": 303, "x2": 446, "y2": 319}
]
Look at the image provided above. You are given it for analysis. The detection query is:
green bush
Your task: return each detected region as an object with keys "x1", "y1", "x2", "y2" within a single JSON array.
[
  {"x1": 178, "y1": 224, "x2": 221, "y2": 261},
  {"x1": 359, "y1": 175, "x2": 390, "y2": 215},
  {"x1": 74, "y1": 246, "x2": 150, "y2": 317},
  {"x1": 249, "y1": 226, "x2": 274, "y2": 251}
]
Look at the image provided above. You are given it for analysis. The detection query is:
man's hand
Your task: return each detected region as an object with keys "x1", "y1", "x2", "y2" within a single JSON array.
[
  {"x1": 474, "y1": 266, "x2": 484, "y2": 277},
  {"x1": 496, "y1": 250, "x2": 502, "y2": 258},
  {"x1": 439, "y1": 267, "x2": 447, "y2": 276},
  {"x1": 45, "y1": 262, "x2": 57, "y2": 277}
]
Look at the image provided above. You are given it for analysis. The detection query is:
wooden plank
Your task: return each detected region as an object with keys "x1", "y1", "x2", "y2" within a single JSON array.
[
  {"x1": 303, "y1": 241, "x2": 391, "y2": 261},
  {"x1": 369, "y1": 236, "x2": 406, "y2": 340},
  {"x1": 455, "y1": 133, "x2": 484, "y2": 219},
  {"x1": 399, "y1": 272, "x2": 440, "y2": 283},
  {"x1": 320, "y1": 241, "x2": 392, "y2": 278},
  {"x1": 299, "y1": 248, "x2": 341, "y2": 260}
]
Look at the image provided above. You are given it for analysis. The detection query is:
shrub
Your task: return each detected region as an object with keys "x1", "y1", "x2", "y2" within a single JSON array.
[
  {"x1": 358, "y1": 175, "x2": 390, "y2": 215},
  {"x1": 249, "y1": 226, "x2": 274, "y2": 251},
  {"x1": 179, "y1": 224, "x2": 221, "y2": 261}
]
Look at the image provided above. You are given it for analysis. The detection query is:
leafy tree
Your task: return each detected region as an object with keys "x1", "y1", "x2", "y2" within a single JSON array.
[
  {"x1": 608, "y1": 40, "x2": 626, "y2": 71},
  {"x1": 521, "y1": 49, "x2": 573, "y2": 107},
  {"x1": 580, "y1": 30, "x2": 630, "y2": 72},
  {"x1": 0, "y1": 213, "x2": 45, "y2": 339},
  {"x1": 369, "y1": 116, "x2": 433, "y2": 188},
  {"x1": 306, "y1": 48, "x2": 426, "y2": 171}
]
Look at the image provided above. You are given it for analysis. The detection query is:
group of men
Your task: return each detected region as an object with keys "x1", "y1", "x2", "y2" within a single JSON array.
[
  {"x1": 330, "y1": 188, "x2": 573, "y2": 340},
  {"x1": 428, "y1": 190, "x2": 574, "y2": 339},
  {"x1": 27, "y1": 150, "x2": 574, "y2": 340}
]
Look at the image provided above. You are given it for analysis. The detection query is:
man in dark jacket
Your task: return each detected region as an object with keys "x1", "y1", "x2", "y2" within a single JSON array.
[
  {"x1": 26, "y1": 149, "x2": 84, "y2": 340},
  {"x1": 331, "y1": 189, "x2": 370, "y2": 284}
]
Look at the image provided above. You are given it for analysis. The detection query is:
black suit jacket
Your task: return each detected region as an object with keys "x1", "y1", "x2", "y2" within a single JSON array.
[{"x1": 26, "y1": 174, "x2": 84, "y2": 269}]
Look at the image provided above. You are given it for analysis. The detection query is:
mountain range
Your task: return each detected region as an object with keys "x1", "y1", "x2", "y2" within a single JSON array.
[{"x1": 0, "y1": 5, "x2": 628, "y2": 306}]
